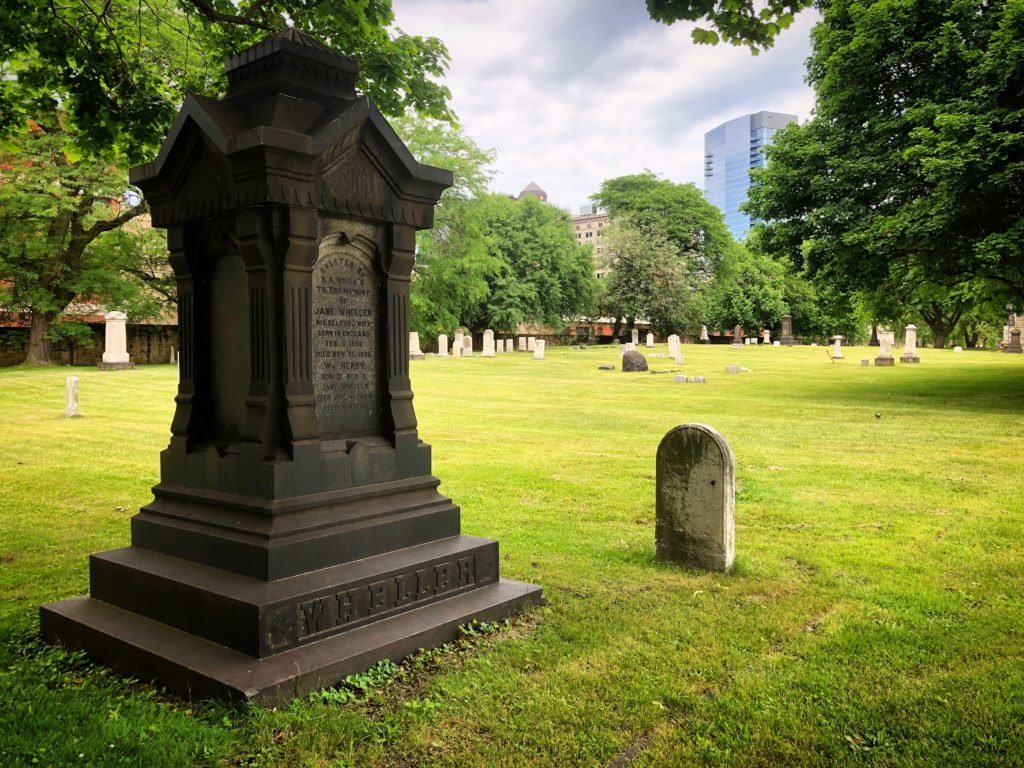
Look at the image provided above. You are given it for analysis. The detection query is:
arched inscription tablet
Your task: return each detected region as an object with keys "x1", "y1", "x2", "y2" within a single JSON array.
[{"x1": 312, "y1": 237, "x2": 383, "y2": 438}]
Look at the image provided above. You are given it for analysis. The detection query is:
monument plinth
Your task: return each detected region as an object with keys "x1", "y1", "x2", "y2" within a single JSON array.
[
  {"x1": 780, "y1": 314, "x2": 796, "y2": 346},
  {"x1": 40, "y1": 30, "x2": 541, "y2": 703}
]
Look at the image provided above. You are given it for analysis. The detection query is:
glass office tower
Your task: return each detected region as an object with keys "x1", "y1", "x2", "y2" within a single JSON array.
[{"x1": 704, "y1": 111, "x2": 796, "y2": 240}]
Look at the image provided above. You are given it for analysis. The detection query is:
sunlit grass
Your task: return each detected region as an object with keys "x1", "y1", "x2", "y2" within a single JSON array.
[{"x1": 1, "y1": 344, "x2": 1022, "y2": 767}]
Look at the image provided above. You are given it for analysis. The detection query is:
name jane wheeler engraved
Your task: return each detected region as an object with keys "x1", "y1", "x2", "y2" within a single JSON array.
[
  {"x1": 298, "y1": 556, "x2": 479, "y2": 638},
  {"x1": 312, "y1": 246, "x2": 382, "y2": 434}
]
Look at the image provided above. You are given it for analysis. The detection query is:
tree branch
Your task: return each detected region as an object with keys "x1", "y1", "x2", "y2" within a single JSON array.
[
  {"x1": 181, "y1": 0, "x2": 276, "y2": 31},
  {"x1": 82, "y1": 199, "x2": 149, "y2": 242}
]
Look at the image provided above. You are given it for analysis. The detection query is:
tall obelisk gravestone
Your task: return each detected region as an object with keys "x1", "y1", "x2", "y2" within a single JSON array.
[{"x1": 40, "y1": 30, "x2": 541, "y2": 703}]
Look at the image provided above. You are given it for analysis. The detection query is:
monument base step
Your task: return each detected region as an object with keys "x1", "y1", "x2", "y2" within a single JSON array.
[
  {"x1": 97, "y1": 362, "x2": 136, "y2": 370},
  {"x1": 875, "y1": 357, "x2": 895, "y2": 366},
  {"x1": 40, "y1": 579, "x2": 542, "y2": 705}
]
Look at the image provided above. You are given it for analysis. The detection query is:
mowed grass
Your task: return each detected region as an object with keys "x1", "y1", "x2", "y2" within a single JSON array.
[{"x1": 1, "y1": 343, "x2": 1022, "y2": 767}]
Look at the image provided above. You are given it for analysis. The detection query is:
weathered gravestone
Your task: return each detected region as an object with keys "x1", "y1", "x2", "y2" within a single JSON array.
[
  {"x1": 900, "y1": 324, "x2": 920, "y2": 363},
  {"x1": 40, "y1": 30, "x2": 541, "y2": 704},
  {"x1": 505, "y1": 339, "x2": 514, "y2": 353},
  {"x1": 875, "y1": 331, "x2": 895, "y2": 366},
  {"x1": 780, "y1": 314, "x2": 796, "y2": 346},
  {"x1": 98, "y1": 311, "x2": 135, "y2": 370},
  {"x1": 482, "y1": 329, "x2": 495, "y2": 357},
  {"x1": 655, "y1": 424, "x2": 735, "y2": 572},
  {"x1": 454, "y1": 330, "x2": 464, "y2": 355},
  {"x1": 832, "y1": 335, "x2": 844, "y2": 359},
  {"x1": 731, "y1": 324, "x2": 744, "y2": 348},
  {"x1": 409, "y1": 332, "x2": 424, "y2": 360},
  {"x1": 1006, "y1": 329, "x2": 1022, "y2": 354},
  {"x1": 437, "y1": 333, "x2": 448, "y2": 357},
  {"x1": 518, "y1": 336, "x2": 527, "y2": 352},
  {"x1": 699, "y1": 325, "x2": 710, "y2": 344},
  {"x1": 527, "y1": 336, "x2": 536, "y2": 352},
  {"x1": 646, "y1": 333, "x2": 654, "y2": 348},
  {"x1": 533, "y1": 339, "x2": 545, "y2": 360},
  {"x1": 65, "y1": 376, "x2": 81, "y2": 418},
  {"x1": 631, "y1": 328, "x2": 640, "y2": 345},
  {"x1": 622, "y1": 350, "x2": 648, "y2": 372}
]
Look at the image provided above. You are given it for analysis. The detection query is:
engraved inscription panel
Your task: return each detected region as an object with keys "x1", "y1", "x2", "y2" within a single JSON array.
[
  {"x1": 312, "y1": 238, "x2": 383, "y2": 438},
  {"x1": 297, "y1": 555, "x2": 480, "y2": 640}
]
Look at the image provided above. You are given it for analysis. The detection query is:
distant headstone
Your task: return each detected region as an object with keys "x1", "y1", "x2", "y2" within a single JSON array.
[
  {"x1": 868, "y1": 325, "x2": 880, "y2": 347},
  {"x1": 437, "y1": 333, "x2": 449, "y2": 357},
  {"x1": 690, "y1": 376, "x2": 706, "y2": 384},
  {"x1": 1006, "y1": 329, "x2": 1022, "y2": 354},
  {"x1": 98, "y1": 311, "x2": 135, "y2": 370},
  {"x1": 409, "y1": 332, "x2": 425, "y2": 360},
  {"x1": 454, "y1": 331, "x2": 464, "y2": 355},
  {"x1": 655, "y1": 424, "x2": 734, "y2": 572},
  {"x1": 533, "y1": 339, "x2": 545, "y2": 359},
  {"x1": 527, "y1": 336, "x2": 536, "y2": 352},
  {"x1": 810, "y1": 342, "x2": 818, "y2": 347},
  {"x1": 861, "y1": 358, "x2": 869, "y2": 366},
  {"x1": 725, "y1": 365, "x2": 743, "y2": 374},
  {"x1": 953, "y1": 345, "x2": 963, "y2": 353},
  {"x1": 598, "y1": 364, "x2": 615, "y2": 370},
  {"x1": 875, "y1": 331, "x2": 895, "y2": 366},
  {"x1": 494, "y1": 337, "x2": 503, "y2": 354},
  {"x1": 518, "y1": 336, "x2": 527, "y2": 352},
  {"x1": 505, "y1": 339, "x2": 514, "y2": 353},
  {"x1": 631, "y1": 329, "x2": 640, "y2": 345},
  {"x1": 622, "y1": 350, "x2": 648, "y2": 372},
  {"x1": 673, "y1": 375, "x2": 688, "y2": 383},
  {"x1": 772, "y1": 340, "x2": 780, "y2": 347},
  {"x1": 832, "y1": 335, "x2": 844, "y2": 359},
  {"x1": 646, "y1": 333, "x2": 655, "y2": 348},
  {"x1": 463, "y1": 334, "x2": 473, "y2": 355},
  {"x1": 452, "y1": 340, "x2": 462, "y2": 358},
  {"x1": 744, "y1": 338, "x2": 751, "y2": 346},
  {"x1": 65, "y1": 376, "x2": 82, "y2": 418},
  {"x1": 901, "y1": 324, "x2": 921, "y2": 362},
  {"x1": 482, "y1": 329, "x2": 495, "y2": 357},
  {"x1": 731, "y1": 324, "x2": 744, "y2": 348},
  {"x1": 699, "y1": 325, "x2": 710, "y2": 344},
  {"x1": 667, "y1": 334, "x2": 681, "y2": 359},
  {"x1": 169, "y1": 346, "x2": 176, "y2": 365},
  {"x1": 762, "y1": 329, "x2": 771, "y2": 344},
  {"x1": 780, "y1": 314, "x2": 796, "y2": 346}
]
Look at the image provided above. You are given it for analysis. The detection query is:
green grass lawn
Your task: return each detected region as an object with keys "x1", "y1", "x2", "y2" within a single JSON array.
[{"x1": 1, "y1": 344, "x2": 1022, "y2": 767}]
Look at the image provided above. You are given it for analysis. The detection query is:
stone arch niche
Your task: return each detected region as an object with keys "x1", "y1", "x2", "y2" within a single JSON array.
[{"x1": 41, "y1": 28, "x2": 541, "y2": 705}]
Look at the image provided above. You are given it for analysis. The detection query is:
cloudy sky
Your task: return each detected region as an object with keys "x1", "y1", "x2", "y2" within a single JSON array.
[{"x1": 392, "y1": 0, "x2": 819, "y2": 212}]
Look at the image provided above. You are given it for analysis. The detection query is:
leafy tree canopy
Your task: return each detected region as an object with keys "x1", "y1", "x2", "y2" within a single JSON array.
[
  {"x1": 0, "y1": 0, "x2": 454, "y2": 163},
  {"x1": 646, "y1": 0, "x2": 809, "y2": 50},
  {"x1": 746, "y1": 0, "x2": 1024, "y2": 306}
]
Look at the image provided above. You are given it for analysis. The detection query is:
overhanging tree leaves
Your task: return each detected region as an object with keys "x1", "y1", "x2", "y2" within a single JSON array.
[
  {"x1": 747, "y1": 0, "x2": 1024, "y2": 325},
  {"x1": 0, "y1": 0, "x2": 454, "y2": 163},
  {"x1": 645, "y1": 0, "x2": 809, "y2": 50}
]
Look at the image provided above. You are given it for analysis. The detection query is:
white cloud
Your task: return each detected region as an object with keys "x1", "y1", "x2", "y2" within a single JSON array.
[{"x1": 393, "y1": 0, "x2": 818, "y2": 210}]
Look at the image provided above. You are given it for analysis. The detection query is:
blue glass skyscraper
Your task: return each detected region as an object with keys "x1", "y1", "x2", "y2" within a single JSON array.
[{"x1": 703, "y1": 111, "x2": 797, "y2": 240}]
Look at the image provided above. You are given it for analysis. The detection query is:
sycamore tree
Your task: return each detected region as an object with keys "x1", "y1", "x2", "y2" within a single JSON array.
[
  {"x1": 746, "y1": 0, "x2": 1024, "y2": 343},
  {"x1": 599, "y1": 220, "x2": 704, "y2": 335},
  {"x1": 0, "y1": 0, "x2": 455, "y2": 363},
  {"x1": 592, "y1": 172, "x2": 738, "y2": 336}
]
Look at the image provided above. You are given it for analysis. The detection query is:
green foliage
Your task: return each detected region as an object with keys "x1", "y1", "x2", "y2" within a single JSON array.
[
  {"x1": 0, "y1": 0, "x2": 454, "y2": 163},
  {"x1": 705, "y1": 244, "x2": 787, "y2": 334},
  {"x1": 0, "y1": 114, "x2": 159, "y2": 363},
  {"x1": 646, "y1": 0, "x2": 809, "y2": 51},
  {"x1": 411, "y1": 194, "x2": 598, "y2": 338},
  {"x1": 592, "y1": 172, "x2": 739, "y2": 333},
  {"x1": 747, "y1": 0, "x2": 1024, "y2": 313},
  {"x1": 600, "y1": 220, "x2": 705, "y2": 334}
]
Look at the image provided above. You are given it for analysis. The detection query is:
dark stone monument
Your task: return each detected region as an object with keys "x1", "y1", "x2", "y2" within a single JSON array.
[
  {"x1": 40, "y1": 30, "x2": 541, "y2": 704},
  {"x1": 621, "y1": 350, "x2": 649, "y2": 372},
  {"x1": 1007, "y1": 329, "x2": 1022, "y2": 354},
  {"x1": 655, "y1": 424, "x2": 734, "y2": 572},
  {"x1": 780, "y1": 314, "x2": 796, "y2": 346},
  {"x1": 868, "y1": 324, "x2": 879, "y2": 347}
]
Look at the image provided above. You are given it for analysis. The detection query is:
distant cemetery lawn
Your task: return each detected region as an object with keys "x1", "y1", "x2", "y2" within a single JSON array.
[{"x1": 1, "y1": 344, "x2": 1022, "y2": 767}]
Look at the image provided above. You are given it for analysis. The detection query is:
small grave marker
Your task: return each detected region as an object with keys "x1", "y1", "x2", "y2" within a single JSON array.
[
  {"x1": 655, "y1": 424, "x2": 734, "y2": 571},
  {"x1": 65, "y1": 376, "x2": 82, "y2": 418}
]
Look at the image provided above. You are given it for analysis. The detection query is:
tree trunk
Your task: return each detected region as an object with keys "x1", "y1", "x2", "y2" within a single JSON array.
[
  {"x1": 931, "y1": 328, "x2": 951, "y2": 348},
  {"x1": 25, "y1": 311, "x2": 56, "y2": 365}
]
